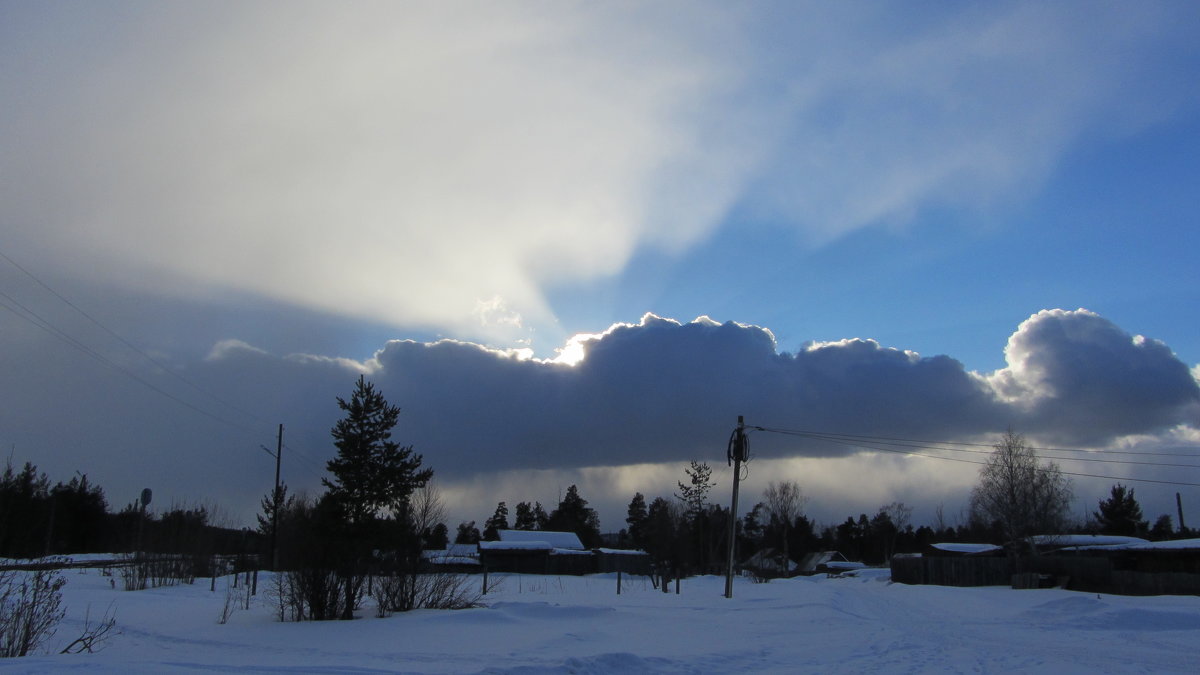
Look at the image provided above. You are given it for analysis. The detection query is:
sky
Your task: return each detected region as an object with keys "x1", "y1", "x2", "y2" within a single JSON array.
[{"x1": 2, "y1": 1, "x2": 1199, "y2": 534}]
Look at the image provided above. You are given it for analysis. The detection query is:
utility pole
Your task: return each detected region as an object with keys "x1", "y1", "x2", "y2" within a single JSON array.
[
  {"x1": 272, "y1": 424, "x2": 283, "y2": 571},
  {"x1": 1177, "y1": 492, "x2": 1187, "y2": 534},
  {"x1": 724, "y1": 416, "x2": 747, "y2": 599},
  {"x1": 261, "y1": 424, "x2": 283, "y2": 571}
]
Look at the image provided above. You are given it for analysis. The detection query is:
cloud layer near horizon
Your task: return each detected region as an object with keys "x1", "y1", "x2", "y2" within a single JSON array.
[
  {"x1": 197, "y1": 308, "x2": 1200, "y2": 477},
  {"x1": 3, "y1": 307, "x2": 1198, "y2": 527},
  {"x1": 4, "y1": 2, "x2": 1197, "y2": 345}
]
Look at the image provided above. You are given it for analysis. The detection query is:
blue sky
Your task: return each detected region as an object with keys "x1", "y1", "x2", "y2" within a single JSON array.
[{"x1": 2, "y1": 1, "x2": 1199, "y2": 530}]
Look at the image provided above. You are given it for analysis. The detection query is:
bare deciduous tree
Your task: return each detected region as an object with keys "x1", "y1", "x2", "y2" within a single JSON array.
[
  {"x1": 969, "y1": 430, "x2": 1072, "y2": 550},
  {"x1": 877, "y1": 501, "x2": 912, "y2": 560},
  {"x1": 763, "y1": 481, "x2": 807, "y2": 566}
]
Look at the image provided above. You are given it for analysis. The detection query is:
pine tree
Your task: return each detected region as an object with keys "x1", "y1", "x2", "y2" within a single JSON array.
[
  {"x1": 1094, "y1": 484, "x2": 1147, "y2": 537},
  {"x1": 675, "y1": 461, "x2": 713, "y2": 520},
  {"x1": 513, "y1": 501, "x2": 537, "y2": 530},
  {"x1": 643, "y1": 497, "x2": 680, "y2": 572},
  {"x1": 454, "y1": 521, "x2": 480, "y2": 545},
  {"x1": 423, "y1": 522, "x2": 449, "y2": 550},
  {"x1": 482, "y1": 501, "x2": 509, "y2": 541},
  {"x1": 1149, "y1": 514, "x2": 1174, "y2": 541},
  {"x1": 324, "y1": 375, "x2": 433, "y2": 525},
  {"x1": 626, "y1": 493, "x2": 648, "y2": 549},
  {"x1": 533, "y1": 502, "x2": 550, "y2": 530},
  {"x1": 548, "y1": 485, "x2": 601, "y2": 547}
]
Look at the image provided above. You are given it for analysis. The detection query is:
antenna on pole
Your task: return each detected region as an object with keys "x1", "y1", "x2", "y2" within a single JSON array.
[{"x1": 724, "y1": 416, "x2": 747, "y2": 599}]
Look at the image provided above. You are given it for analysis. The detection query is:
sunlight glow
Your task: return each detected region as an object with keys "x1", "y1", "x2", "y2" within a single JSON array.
[{"x1": 551, "y1": 333, "x2": 600, "y2": 366}]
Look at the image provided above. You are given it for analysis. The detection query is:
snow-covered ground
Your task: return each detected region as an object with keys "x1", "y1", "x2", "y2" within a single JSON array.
[{"x1": 4, "y1": 565, "x2": 1199, "y2": 673}]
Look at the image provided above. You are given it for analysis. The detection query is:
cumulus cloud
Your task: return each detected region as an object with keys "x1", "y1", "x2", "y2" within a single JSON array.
[
  {"x1": 191, "y1": 310, "x2": 1199, "y2": 479},
  {"x1": 3, "y1": 307, "x2": 1197, "y2": 527},
  {"x1": 990, "y1": 309, "x2": 1200, "y2": 441},
  {"x1": 3, "y1": 2, "x2": 1196, "y2": 345}
]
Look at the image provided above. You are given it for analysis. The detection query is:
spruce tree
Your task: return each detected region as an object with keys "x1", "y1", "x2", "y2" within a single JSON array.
[
  {"x1": 548, "y1": 485, "x2": 601, "y2": 547},
  {"x1": 324, "y1": 375, "x2": 432, "y2": 525},
  {"x1": 1094, "y1": 484, "x2": 1147, "y2": 537},
  {"x1": 1149, "y1": 514, "x2": 1174, "y2": 541},
  {"x1": 533, "y1": 502, "x2": 550, "y2": 530},
  {"x1": 482, "y1": 501, "x2": 510, "y2": 541},
  {"x1": 455, "y1": 521, "x2": 480, "y2": 545},
  {"x1": 626, "y1": 492, "x2": 648, "y2": 549},
  {"x1": 513, "y1": 501, "x2": 537, "y2": 530}
]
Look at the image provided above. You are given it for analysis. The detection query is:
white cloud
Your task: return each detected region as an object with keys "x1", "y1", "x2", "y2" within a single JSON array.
[{"x1": 4, "y1": 2, "x2": 1195, "y2": 345}]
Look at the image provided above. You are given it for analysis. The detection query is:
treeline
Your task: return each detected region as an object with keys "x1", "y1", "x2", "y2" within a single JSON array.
[
  {"x1": 0, "y1": 461, "x2": 258, "y2": 560},
  {"x1": 455, "y1": 485, "x2": 603, "y2": 548},
  {"x1": 465, "y1": 451, "x2": 1194, "y2": 578}
]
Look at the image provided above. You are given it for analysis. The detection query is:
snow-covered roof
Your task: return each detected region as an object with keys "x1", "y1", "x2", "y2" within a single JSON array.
[
  {"x1": 423, "y1": 555, "x2": 481, "y2": 566},
  {"x1": 422, "y1": 543, "x2": 479, "y2": 559},
  {"x1": 596, "y1": 548, "x2": 649, "y2": 556},
  {"x1": 796, "y1": 551, "x2": 846, "y2": 572},
  {"x1": 1030, "y1": 534, "x2": 1149, "y2": 547},
  {"x1": 1058, "y1": 537, "x2": 1200, "y2": 552},
  {"x1": 930, "y1": 543, "x2": 1003, "y2": 554},
  {"x1": 823, "y1": 561, "x2": 867, "y2": 570},
  {"x1": 495, "y1": 529, "x2": 586, "y2": 550},
  {"x1": 479, "y1": 540, "x2": 553, "y2": 551}
]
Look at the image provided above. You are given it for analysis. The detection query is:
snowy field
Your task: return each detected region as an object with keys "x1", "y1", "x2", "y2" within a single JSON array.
[{"x1": 4, "y1": 564, "x2": 1199, "y2": 674}]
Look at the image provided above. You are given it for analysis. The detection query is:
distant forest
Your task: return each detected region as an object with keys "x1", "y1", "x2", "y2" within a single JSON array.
[{"x1": 0, "y1": 461, "x2": 254, "y2": 560}]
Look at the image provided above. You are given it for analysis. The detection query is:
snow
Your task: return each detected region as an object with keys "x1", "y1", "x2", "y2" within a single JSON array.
[
  {"x1": 424, "y1": 556, "x2": 481, "y2": 566},
  {"x1": 496, "y1": 530, "x2": 585, "y2": 550},
  {"x1": 1060, "y1": 537, "x2": 1200, "y2": 552},
  {"x1": 822, "y1": 560, "x2": 867, "y2": 571},
  {"x1": 1030, "y1": 534, "x2": 1150, "y2": 547},
  {"x1": 930, "y1": 542, "x2": 1004, "y2": 554},
  {"x1": 5, "y1": 564, "x2": 1200, "y2": 673},
  {"x1": 479, "y1": 540, "x2": 553, "y2": 551}
]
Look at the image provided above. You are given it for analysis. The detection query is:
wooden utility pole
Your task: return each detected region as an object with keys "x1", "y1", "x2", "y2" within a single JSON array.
[
  {"x1": 724, "y1": 416, "x2": 747, "y2": 599},
  {"x1": 272, "y1": 424, "x2": 283, "y2": 571},
  {"x1": 1177, "y1": 492, "x2": 1187, "y2": 533}
]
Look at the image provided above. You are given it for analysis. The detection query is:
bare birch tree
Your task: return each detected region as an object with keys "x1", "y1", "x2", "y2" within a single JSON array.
[
  {"x1": 969, "y1": 430, "x2": 1072, "y2": 550},
  {"x1": 763, "y1": 481, "x2": 807, "y2": 567}
]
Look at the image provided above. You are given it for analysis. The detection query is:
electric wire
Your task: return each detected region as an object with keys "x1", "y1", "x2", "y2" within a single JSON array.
[
  {"x1": 0, "y1": 250, "x2": 284, "y2": 458},
  {"x1": 749, "y1": 425, "x2": 1200, "y2": 488},
  {"x1": 2, "y1": 288, "x2": 268, "y2": 437},
  {"x1": 765, "y1": 428, "x2": 1200, "y2": 469},
  {"x1": 0, "y1": 247, "x2": 263, "y2": 424},
  {"x1": 761, "y1": 427, "x2": 1200, "y2": 458}
]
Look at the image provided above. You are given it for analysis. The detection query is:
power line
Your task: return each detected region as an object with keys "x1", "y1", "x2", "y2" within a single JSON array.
[
  {"x1": 764, "y1": 428, "x2": 1200, "y2": 469},
  {"x1": 0, "y1": 247, "x2": 263, "y2": 425},
  {"x1": 750, "y1": 426, "x2": 1200, "y2": 488},
  {"x1": 756, "y1": 426, "x2": 1200, "y2": 459},
  {"x1": 0, "y1": 251, "x2": 282, "y2": 453},
  {"x1": 282, "y1": 442, "x2": 329, "y2": 481}
]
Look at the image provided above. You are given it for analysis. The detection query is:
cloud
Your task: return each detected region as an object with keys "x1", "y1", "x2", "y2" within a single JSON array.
[
  {"x1": 3, "y1": 2, "x2": 1196, "y2": 344},
  {"x1": 3, "y1": 307, "x2": 1196, "y2": 528},
  {"x1": 989, "y1": 309, "x2": 1200, "y2": 441},
  {"x1": 191, "y1": 310, "x2": 1197, "y2": 480}
]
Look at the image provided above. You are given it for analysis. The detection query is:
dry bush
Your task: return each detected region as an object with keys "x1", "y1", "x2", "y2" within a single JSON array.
[{"x1": 1, "y1": 566, "x2": 65, "y2": 658}]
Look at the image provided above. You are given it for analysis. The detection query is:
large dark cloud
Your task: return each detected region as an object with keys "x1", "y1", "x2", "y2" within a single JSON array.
[
  {"x1": 226, "y1": 309, "x2": 1195, "y2": 478},
  {"x1": 4, "y1": 309, "x2": 1196, "y2": 523}
]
